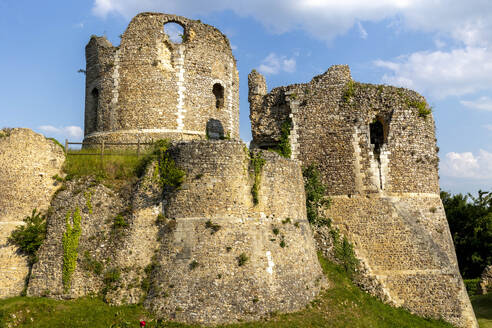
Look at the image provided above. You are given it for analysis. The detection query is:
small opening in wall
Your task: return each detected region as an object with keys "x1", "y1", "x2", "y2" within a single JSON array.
[
  {"x1": 370, "y1": 119, "x2": 385, "y2": 156},
  {"x1": 213, "y1": 83, "x2": 225, "y2": 109},
  {"x1": 163, "y1": 22, "x2": 185, "y2": 44},
  {"x1": 91, "y1": 88, "x2": 99, "y2": 131}
]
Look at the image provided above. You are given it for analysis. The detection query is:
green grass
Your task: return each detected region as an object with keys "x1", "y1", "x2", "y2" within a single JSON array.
[
  {"x1": 0, "y1": 255, "x2": 456, "y2": 328},
  {"x1": 63, "y1": 149, "x2": 148, "y2": 188},
  {"x1": 471, "y1": 293, "x2": 492, "y2": 328}
]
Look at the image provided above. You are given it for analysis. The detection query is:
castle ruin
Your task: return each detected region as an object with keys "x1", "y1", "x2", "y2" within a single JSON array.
[
  {"x1": 0, "y1": 11, "x2": 479, "y2": 328},
  {"x1": 249, "y1": 65, "x2": 477, "y2": 328},
  {"x1": 84, "y1": 13, "x2": 239, "y2": 143}
]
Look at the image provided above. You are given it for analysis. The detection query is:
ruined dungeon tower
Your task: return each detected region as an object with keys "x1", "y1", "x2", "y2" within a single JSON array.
[
  {"x1": 249, "y1": 65, "x2": 478, "y2": 328},
  {"x1": 83, "y1": 12, "x2": 239, "y2": 143}
]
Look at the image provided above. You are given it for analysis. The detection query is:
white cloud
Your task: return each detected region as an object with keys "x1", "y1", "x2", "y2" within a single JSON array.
[
  {"x1": 91, "y1": 0, "x2": 492, "y2": 45},
  {"x1": 461, "y1": 96, "x2": 492, "y2": 111},
  {"x1": 357, "y1": 22, "x2": 368, "y2": 39},
  {"x1": 441, "y1": 150, "x2": 492, "y2": 179},
  {"x1": 374, "y1": 47, "x2": 492, "y2": 99},
  {"x1": 38, "y1": 125, "x2": 83, "y2": 139},
  {"x1": 258, "y1": 53, "x2": 296, "y2": 75}
]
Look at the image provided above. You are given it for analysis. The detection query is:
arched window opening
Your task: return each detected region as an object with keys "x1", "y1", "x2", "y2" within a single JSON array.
[
  {"x1": 163, "y1": 22, "x2": 185, "y2": 44},
  {"x1": 91, "y1": 88, "x2": 99, "y2": 131},
  {"x1": 370, "y1": 119, "x2": 384, "y2": 157},
  {"x1": 213, "y1": 83, "x2": 225, "y2": 109}
]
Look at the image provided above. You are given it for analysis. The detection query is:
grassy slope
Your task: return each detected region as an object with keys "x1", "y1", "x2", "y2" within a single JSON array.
[
  {"x1": 471, "y1": 293, "x2": 492, "y2": 328},
  {"x1": 0, "y1": 256, "x2": 455, "y2": 328}
]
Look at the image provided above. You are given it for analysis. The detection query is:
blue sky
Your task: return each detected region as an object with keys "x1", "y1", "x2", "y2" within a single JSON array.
[{"x1": 1, "y1": 0, "x2": 491, "y2": 194}]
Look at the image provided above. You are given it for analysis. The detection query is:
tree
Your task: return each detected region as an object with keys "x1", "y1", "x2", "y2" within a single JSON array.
[{"x1": 441, "y1": 190, "x2": 492, "y2": 278}]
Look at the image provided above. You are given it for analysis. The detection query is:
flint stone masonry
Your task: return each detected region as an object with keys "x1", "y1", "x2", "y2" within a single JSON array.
[
  {"x1": 83, "y1": 12, "x2": 239, "y2": 145},
  {"x1": 0, "y1": 128, "x2": 65, "y2": 298},
  {"x1": 28, "y1": 141, "x2": 325, "y2": 325},
  {"x1": 249, "y1": 66, "x2": 478, "y2": 328},
  {"x1": 478, "y1": 265, "x2": 492, "y2": 295}
]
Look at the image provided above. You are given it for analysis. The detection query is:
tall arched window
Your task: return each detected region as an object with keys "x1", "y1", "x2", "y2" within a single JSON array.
[
  {"x1": 213, "y1": 83, "x2": 225, "y2": 109},
  {"x1": 163, "y1": 22, "x2": 185, "y2": 44}
]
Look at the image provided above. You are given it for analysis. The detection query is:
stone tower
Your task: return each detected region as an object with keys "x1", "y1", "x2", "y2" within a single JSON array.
[
  {"x1": 83, "y1": 13, "x2": 239, "y2": 144},
  {"x1": 249, "y1": 65, "x2": 478, "y2": 328}
]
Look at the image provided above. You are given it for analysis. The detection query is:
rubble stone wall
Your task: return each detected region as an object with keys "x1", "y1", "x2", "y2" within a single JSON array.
[
  {"x1": 249, "y1": 66, "x2": 477, "y2": 327},
  {"x1": 84, "y1": 13, "x2": 239, "y2": 144},
  {"x1": 28, "y1": 141, "x2": 324, "y2": 325},
  {"x1": 0, "y1": 128, "x2": 64, "y2": 298}
]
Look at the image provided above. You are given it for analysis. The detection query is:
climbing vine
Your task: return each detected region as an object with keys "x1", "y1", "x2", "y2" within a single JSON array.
[
  {"x1": 62, "y1": 208, "x2": 82, "y2": 291},
  {"x1": 251, "y1": 151, "x2": 266, "y2": 205},
  {"x1": 269, "y1": 119, "x2": 292, "y2": 158},
  {"x1": 303, "y1": 164, "x2": 331, "y2": 226}
]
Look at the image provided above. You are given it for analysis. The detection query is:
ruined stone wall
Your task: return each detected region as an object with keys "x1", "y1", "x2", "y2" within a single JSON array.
[
  {"x1": 325, "y1": 195, "x2": 477, "y2": 328},
  {"x1": 0, "y1": 128, "x2": 64, "y2": 298},
  {"x1": 84, "y1": 13, "x2": 239, "y2": 144},
  {"x1": 249, "y1": 65, "x2": 439, "y2": 195},
  {"x1": 249, "y1": 66, "x2": 477, "y2": 327},
  {"x1": 28, "y1": 141, "x2": 324, "y2": 325}
]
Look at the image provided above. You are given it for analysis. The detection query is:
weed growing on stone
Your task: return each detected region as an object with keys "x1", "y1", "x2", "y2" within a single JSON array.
[
  {"x1": 303, "y1": 164, "x2": 332, "y2": 226},
  {"x1": 8, "y1": 209, "x2": 47, "y2": 265},
  {"x1": 237, "y1": 253, "x2": 249, "y2": 266},
  {"x1": 0, "y1": 127, "x2": 12, "y2": 138},
  {"x1": 147, "y1": 140, "x2": 185, "y2": 191},
  {"x1": 406, "y1": 99, "x2": 432, "y2": 118},
  {"x1": 62, "y1": 208, "x2": 82, "y2": 291},
  {"x1": 113, "y1": 214, "x2": 129, "y2": 229},
  {"x1": 84, "y1": 191, "x2": 93, "y2": 215},
  {"x1": 81, "y1": 251, "x2": 103, "y2": 276},
  {"x1": 280, "y1": 240, "x2": 286, "y2": 248},
  {"x1": 272, "y1": 227, "x2": 280, "y2": 235},
  {"x1": 45, "y1": 137, "x2": 65, "y2": 151},
  {"x1": 343, "y1": 80, "x2": 355, "y2": 102},
  {"x1": 269, "y1": 119, "x2": 292, "y2": 159},
  {"x1": 251, "y1": 151, "x2": 266, "y2": 205},
  {"x1": 103, "y1": 268, "x2": 121, "y2": 295},
  {"x1": 282, "y1": 218, "x2": 291, "y2": 224},
  {"x1": 189, "y1": 260, "x2": 199, "y2": 270},
  {"x1": 330, "y1": 229, "x2": 359, "y2": 279},
  {"x1": 205, "y1": 220, "x2": 221, "y2": 234}
]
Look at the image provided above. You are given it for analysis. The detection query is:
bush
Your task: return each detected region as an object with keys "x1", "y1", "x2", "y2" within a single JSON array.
[
  {"x1": 303, "y1": 164, "x2": 331, "y2": 226},
  {"x1": 8, "y1": 209, "x2": 47, "y2": 264},
  {"x1": 464, "y1": 278, "x2": 480, "y2": 296}
]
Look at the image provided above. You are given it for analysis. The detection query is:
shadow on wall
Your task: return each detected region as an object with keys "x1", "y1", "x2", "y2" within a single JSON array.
[{"x1": 206, "y1": 119, "x2": 224, "y2": 139}]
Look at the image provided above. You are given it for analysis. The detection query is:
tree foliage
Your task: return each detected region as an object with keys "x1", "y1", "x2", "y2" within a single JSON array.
[
  {"x1": 8, "y1": 209, "x2": 46, "y2": 264},
  {"x1": 441, "y1": 190, "x2": 492, "y2": 278}
]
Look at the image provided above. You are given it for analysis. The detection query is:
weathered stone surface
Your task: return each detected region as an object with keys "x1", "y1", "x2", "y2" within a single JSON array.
[
  {"x1": 478, "y1": 265, "x2": 492, "y2": 295},
  {"x1": 0, "y1": 128, "x2": 65, "y2": 298},
  {"x1": 83, "y1": 12, "x2": 239, "y2": 145},
  {"x1": 249, "y1": 66, "x2": 478, "y2": 328},
  {"x1": 28, "y1": 141, "x2": 325, "y2": 325}
]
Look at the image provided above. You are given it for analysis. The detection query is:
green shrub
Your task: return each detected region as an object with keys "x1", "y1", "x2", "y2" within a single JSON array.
[
  {"x1": 62, "y1": 208, "x2": 82, "y2": 291},
  {"x1": 303, "y1": 164, "x2": 331, "y2": 226},
  {"x1": 155, "y1": 140, "x2": 185, "y2": 188},
  {"x1": 251, "y1": 152, "x2": 266, "y2": 205},
  {"x1": 113, "y1": 214, "x2": 129, "y2": 229},
  {"x1": 238, "y1": 253, "x2": 249, "y2": 266},
  {"x1": 464, "y1": 278, "x2": 480, "y2": 296},
  {"x1": 8, "y1": 209, "x2": 47, "y2": 264},
  {"x1": 331, "y1": 229, "x2": 359, "y2": 278}
]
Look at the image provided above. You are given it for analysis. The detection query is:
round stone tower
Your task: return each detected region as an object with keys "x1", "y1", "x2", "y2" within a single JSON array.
[{"x1": 83, "y1": 12, "x2": 239, "y2": 144}]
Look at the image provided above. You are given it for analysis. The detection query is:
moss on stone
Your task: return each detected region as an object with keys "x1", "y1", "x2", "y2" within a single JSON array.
[{"x1": 62, "y1": 208, "x2": 82, "y2": 291}]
